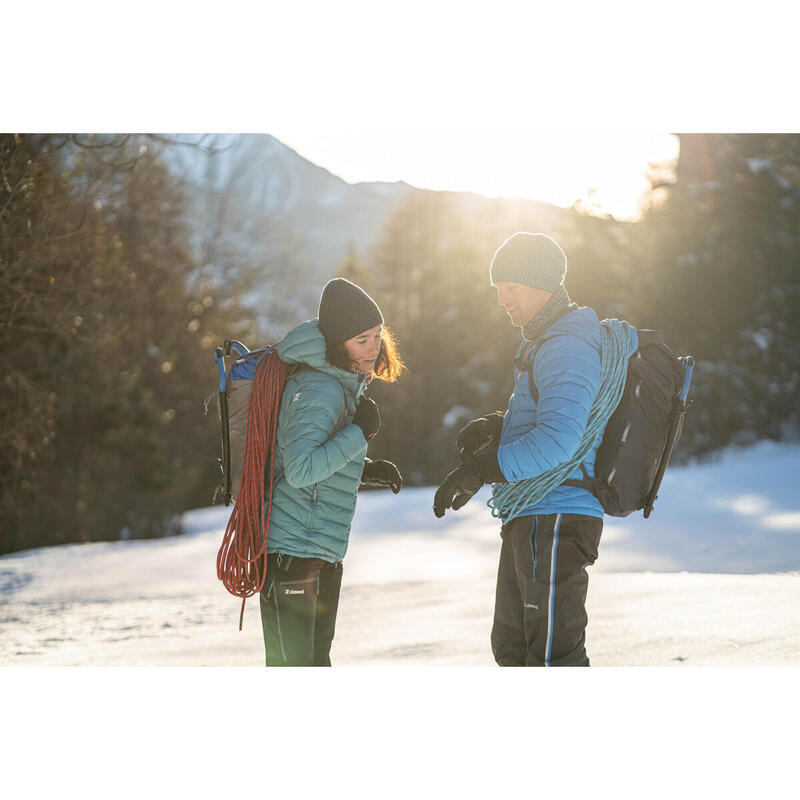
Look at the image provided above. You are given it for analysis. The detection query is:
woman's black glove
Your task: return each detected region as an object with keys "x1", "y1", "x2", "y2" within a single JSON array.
[
  {"x1": 456, "y1": 411, "x2": 505, "y2": 460},
  {"x1": 362, "y1": 459, "x2": 403, "y2": 493},
  {"x1": 352, "y1": 395, "x2": 380, "y2": 441},
  {"x1": 433, "y1": 447, "x2": 507, "y2": 518}
]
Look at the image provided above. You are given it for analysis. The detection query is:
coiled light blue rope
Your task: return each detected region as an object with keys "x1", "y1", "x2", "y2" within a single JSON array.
[{"x1": 487, "y1": 319, "x2": 634, "y2": 523}]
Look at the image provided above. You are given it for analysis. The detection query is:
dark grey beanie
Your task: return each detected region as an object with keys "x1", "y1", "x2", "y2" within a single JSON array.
[
  {"x1": 318, "y1": 278, "x2": 384, "y2": 345},
  {"x1": 489, "y1": 232, "x2": 567, "y2": 293}
]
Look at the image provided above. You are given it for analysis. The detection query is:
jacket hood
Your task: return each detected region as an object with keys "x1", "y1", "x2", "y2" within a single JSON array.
[{"x1": 277, "y1": 319, "x2": 365, "y2": 395}]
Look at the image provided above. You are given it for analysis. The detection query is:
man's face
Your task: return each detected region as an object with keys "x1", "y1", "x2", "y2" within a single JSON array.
[{"x1": 494, "y1": 281, "x2": 553, "y2": 328}]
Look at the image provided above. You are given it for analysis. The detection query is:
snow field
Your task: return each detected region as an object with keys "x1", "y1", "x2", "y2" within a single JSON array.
[{"x1": 1, "y1": 441, "x2": 799, "y2": 666}]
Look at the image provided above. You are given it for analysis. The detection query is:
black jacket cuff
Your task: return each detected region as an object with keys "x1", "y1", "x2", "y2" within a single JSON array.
[{"x1": 473, "y1": 447, "x2": 507, "y2": 484}]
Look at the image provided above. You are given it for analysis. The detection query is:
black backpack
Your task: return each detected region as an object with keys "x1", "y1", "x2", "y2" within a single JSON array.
[{"x1": 523, "y1": 328, "x2": 694, "y2": 518}]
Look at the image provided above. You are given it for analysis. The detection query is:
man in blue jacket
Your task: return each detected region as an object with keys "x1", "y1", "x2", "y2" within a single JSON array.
[{"x1": 433, "y1": 232, "x2": 637, "y2": 667}]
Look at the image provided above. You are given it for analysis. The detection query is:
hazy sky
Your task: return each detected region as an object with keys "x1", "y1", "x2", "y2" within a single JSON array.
[
  {"x1": 268, "y1": 127, "x2": 679, "y2": 221},
  {"x1": 12, "y1": 2, "x2": 793, "y2": 224},
  {"x1": 228, "y1": 4, "x2": 686, "y2": 220}
]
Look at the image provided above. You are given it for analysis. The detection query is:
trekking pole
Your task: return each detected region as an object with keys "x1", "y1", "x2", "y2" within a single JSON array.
[
  {"x1": 642, "y1": 356, "x2": 695, "y2": 518},
  {"x1": 214, "y1": 347, "x2": 233, "y2": 506},
  {"x1": 214, "y1": 341, "x2": 252, "y2": 506},
  {"x1": 225, "y1": 339, "x2": 250, "y2": 358}
]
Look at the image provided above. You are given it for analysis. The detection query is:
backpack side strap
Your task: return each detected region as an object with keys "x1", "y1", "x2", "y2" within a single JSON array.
[
  {"x1": 561, "y1": 463, "x2": 601, "y2": 498},
  {"x1": 634, "y1": 329, "x2": 663, "y2": 348}
]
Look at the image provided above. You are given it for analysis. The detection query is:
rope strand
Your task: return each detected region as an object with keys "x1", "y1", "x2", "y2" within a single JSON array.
[{"x1": 216, "y1": 351, "x2": 288, "y2": 629}]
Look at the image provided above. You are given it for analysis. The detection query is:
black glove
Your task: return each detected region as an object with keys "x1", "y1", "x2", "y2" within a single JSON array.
[
  {"x1": 362, "y1": 459, "x2": 403, "y2": 493},
  {"x1": 352, "y1": 395, "x2": 380, "y2": 441},
  {"x1": 433, "y1": 447, "x2": 507, "y2": 518},
  {"x1": 456, "y1": 411, "x2": 505, "y2": 460}
]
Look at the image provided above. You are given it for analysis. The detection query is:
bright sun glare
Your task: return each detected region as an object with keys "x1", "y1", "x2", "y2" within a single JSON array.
[{"x1": 273, "y1": 128, "x2": 680, "y2": 222}]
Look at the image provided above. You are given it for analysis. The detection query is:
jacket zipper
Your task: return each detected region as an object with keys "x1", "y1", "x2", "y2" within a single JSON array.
[
  {"x1": 279, "y1": 577, "x2": 316, "y2": 587},
  {"x1": 311, "y1": 483, "x2": 318, "y2": 504}
]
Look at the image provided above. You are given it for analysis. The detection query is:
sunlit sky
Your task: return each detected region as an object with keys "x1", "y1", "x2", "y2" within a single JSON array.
[
  {"x1": 11, "y1": 1, "x2": 794, "y2": 225},
  {"x1": 268, "y1": 127, "x2": 679, "y2": 221}
]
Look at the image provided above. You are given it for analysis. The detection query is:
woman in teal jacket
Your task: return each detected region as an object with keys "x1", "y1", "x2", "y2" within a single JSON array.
[{"x1": 260, "y1": 278, "x2": 405, "y2": 666}]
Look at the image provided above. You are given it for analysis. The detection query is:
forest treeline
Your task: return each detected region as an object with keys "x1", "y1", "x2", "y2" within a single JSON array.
[
  {"x1": 2, "y1": 133, "x2": 798, "y2": 553},
  {"x1": 1, "y1": 135, "x2": 257, "y2": 553},
  {"x1": 351, "y1": 134, "x2": 800, "y2": 484}
]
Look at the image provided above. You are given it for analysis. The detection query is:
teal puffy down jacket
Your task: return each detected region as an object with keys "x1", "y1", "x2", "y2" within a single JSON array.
[{"x1": 266, "y1": 319, "x2": 369, "y2": 562}]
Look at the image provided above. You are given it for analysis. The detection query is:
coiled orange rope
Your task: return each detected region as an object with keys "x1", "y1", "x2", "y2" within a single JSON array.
[{"x1": 216, "y1": 351, "x2": 288, "y2": 630}]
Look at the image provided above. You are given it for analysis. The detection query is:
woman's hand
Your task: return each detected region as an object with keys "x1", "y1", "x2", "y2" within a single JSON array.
[
  {"x1": 361, "y1": 459, "x2": 403, "y2": 493},
  {"x1": 353, "y1": 395, "x2": 380, "y2": 440}
]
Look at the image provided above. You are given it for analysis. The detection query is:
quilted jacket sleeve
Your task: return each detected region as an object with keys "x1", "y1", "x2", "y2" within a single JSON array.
[
  {"x1": 497, "y1": 332, "x2": 601, "y2": 482},
  {"x1": 281, "y1": 378, "x2": 367, "y2": 489}
]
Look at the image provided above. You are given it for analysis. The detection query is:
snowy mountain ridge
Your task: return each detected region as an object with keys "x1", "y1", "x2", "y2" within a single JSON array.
[{"x1": 161, "y1": 133, "x2": 575, "y2": 329}]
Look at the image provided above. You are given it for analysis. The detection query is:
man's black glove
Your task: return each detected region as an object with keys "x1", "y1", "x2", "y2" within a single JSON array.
[
  {"x1": 456, "y1": 411, "x2": 505, "y2": 461},
  {"x1": 433, "y1": 446, "x2": 507, "y2": 518},
  {"x1": 352, "y1": 395, "x2": 380, "y2": 441},
  {"x1": 362, "y1": 459, "x2": 403, "y2": 493}
]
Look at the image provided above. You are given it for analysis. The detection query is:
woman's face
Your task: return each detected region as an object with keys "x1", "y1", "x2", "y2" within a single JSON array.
[{"x1": 342, "y1": 325, "x2": 383, "y2": 373}]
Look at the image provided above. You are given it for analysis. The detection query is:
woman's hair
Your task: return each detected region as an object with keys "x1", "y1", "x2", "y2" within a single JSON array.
[{"x1": 326, "y1": 327, "x2": 406, "y2": 383}]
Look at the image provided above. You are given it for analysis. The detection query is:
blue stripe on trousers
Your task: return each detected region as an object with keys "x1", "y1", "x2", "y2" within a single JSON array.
[{"x1": 544, "y1": 513, "x2": 562, "y2": 667}]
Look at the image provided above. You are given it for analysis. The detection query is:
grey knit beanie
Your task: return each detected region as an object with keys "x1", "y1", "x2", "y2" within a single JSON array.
[
  {"x1": 489, "y1": 232, "x2": 567, "y2": 293},
  {"x1": 318, "y1": 278, "x2": 384, "y2": 345}
]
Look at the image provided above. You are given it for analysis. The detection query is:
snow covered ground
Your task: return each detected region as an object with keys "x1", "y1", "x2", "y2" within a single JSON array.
[{"x1": 1, "y1": 440, "x2": 799, "y2": 666}]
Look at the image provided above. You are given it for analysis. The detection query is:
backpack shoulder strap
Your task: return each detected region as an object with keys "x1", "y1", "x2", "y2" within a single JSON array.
[
  {"x1": 521, "y1": 335, "x2": 554, "y2": 404},
  {"x1": 334, "y1": 383, "x2": 348, "y2": 435},
  {"x1": 527, "y1": 324, "x2": 650, "y2": 402},
  {"x1": 287, "y1": 363, "x2": 314, "y2": 379},
  {"x1": 527, "y1": 360, "x2": 538, "y2": 404}
]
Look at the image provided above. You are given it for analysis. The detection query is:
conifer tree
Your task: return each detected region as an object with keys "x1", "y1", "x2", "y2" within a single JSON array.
[
  {"x1": 633, "y1": 134, "x2": 800, "y2": 455},
  {"x1": 0, "y1": 135, "x2": 255, "y2": 553}
]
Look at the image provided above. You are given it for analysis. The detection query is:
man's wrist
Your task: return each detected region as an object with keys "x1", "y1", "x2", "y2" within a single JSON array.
[{"x1": 473, "y1": 447, "x2": 507, "y2": 484}]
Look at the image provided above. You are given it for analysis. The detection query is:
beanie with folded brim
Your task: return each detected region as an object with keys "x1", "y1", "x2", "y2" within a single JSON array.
[
  {"x1": 318, "y1": 278, "x2": 384, "y2": 345},
  {"x1": 489, "y1": 232, "x2": 567, "y2": 294}
]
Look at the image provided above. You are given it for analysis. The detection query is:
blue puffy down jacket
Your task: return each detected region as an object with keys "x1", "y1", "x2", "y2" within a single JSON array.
[{"x1": 496, "y1": 307, "x2": 639, "y2": 519}]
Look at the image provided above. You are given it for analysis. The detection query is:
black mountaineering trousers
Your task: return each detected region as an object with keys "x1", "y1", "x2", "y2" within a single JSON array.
[
  {"x1": 259, "y1": 553, "x2": 343, "y2": 667},
  {"x1": 491, "y1": 513, "x2": 602, "y2": 667}
]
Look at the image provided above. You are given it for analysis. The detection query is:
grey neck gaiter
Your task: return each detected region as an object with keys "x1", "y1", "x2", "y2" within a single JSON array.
[{"x1": 521, "y1": 286, "x2": 578, "y2": 343}]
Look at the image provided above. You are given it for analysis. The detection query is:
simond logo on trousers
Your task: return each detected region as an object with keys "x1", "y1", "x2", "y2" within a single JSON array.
[{"x1": 284, "y1": 588, "x2": 305, "y2": 595}]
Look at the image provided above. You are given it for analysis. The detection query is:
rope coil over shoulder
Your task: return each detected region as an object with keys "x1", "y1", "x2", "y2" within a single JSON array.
[
  {"x1": 216, "y1": 352, "x2": 288, "y2": 629},
  {"x1": 488, "y1": 319, "x2": 633, "y2": 523}
]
